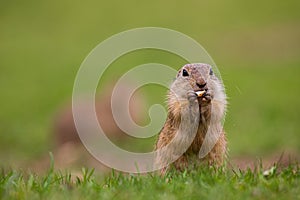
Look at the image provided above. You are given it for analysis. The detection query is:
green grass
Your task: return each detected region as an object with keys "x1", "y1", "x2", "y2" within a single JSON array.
[
  {"x1": 0, "y1": 0, "x2": 300, "y2": 198},
  {"x1": 1, "y1": 160, "x2": 299, "y2": 200}
]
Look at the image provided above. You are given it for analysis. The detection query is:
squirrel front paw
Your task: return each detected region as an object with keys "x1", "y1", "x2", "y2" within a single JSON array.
[
  {"x1": 200, "y1": 91, "x2": 213, "y2": 105},
  {"x1": 187, "y1": 90, "x2": 198, "y2": 103}
]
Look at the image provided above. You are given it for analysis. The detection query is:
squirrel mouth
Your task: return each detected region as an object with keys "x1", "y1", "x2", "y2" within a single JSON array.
[{"x1": 195, "y1": 90, "x2": 206, "y2": 97}]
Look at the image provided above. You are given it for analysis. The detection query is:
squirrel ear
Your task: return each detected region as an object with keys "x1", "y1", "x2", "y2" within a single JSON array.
[{"x1": 209, "y1": 68, "x2": 214, "y2": 75}]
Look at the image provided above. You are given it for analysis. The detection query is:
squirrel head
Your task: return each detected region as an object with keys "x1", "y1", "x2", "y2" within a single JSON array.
[
  {"x1": 170, "y1": 63, "x2": 225, "y2": 103},
  {"x1": 176, "y1": 63, "x2": 213, "y2": 92}
]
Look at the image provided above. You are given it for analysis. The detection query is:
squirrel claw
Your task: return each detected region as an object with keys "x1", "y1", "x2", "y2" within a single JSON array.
[
  {"x1": 187, "y1": 91, "x2": 198, "y2": 103},
  {"x1": 201, "y1": 92, "x2": 212, "y2": 104}
]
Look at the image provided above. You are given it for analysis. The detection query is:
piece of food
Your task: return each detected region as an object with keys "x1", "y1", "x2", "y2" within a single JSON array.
[{"x1": 195, "y1": 90, "x2": 206, "y2": 97}]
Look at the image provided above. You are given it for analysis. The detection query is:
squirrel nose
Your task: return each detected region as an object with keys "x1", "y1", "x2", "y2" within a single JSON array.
[{"x1": 196, "y1": 82, "x2": 207, "y2": 89}]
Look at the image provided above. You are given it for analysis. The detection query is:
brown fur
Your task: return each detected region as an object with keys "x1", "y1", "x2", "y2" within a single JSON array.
[{"x1": 155, "y1": 63, "x2": 227, "y2": 173}]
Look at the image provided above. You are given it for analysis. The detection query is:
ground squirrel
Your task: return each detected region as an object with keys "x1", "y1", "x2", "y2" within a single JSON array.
[{"x1": 155, "y1": 63, "x2": 227, "y2": 173}]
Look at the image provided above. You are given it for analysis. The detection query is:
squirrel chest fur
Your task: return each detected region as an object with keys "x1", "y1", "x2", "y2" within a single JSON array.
[{"x1": 155, "y1": 63, "x2": 227, "y2": 173}]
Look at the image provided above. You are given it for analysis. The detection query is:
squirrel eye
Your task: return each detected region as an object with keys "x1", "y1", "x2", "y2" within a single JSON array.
[{"x1": 182, "y1": 69, "x2": 189, "y2": 77}]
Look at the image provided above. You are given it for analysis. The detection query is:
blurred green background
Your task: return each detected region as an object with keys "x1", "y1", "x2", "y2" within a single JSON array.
[{"x1": 0, "y1": 0, "x2": 299, "y2": 167}]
